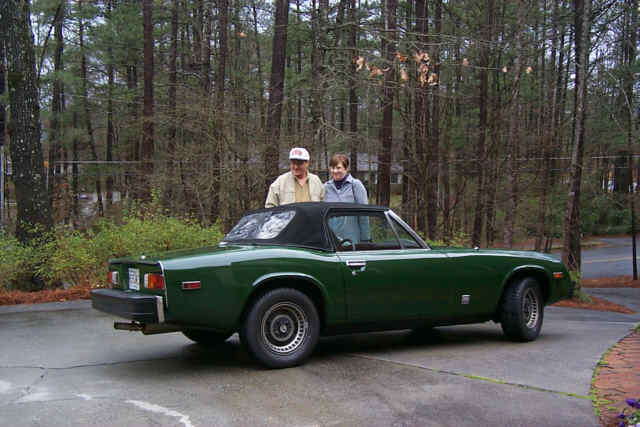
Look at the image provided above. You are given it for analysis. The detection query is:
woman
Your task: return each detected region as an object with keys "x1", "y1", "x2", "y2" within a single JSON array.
[
  {"x1": 324, "y1": 153, "x2": 370, "y2": 244},
  {"x1": 324, "y1": 153, "x2": 368, "y2": 204}
]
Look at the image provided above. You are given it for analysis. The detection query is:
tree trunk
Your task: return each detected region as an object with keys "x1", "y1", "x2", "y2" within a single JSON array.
[
  {"x1": 624, "y1": 0, "x2": 638, "y2": 279},
  {"x1": 165, "y1": 0, "x2": 179, "y2": 212},
  {"x1": 1, "y1": 0, "x2": 53, "y2": 243},
  {"x1": 562, "y1": 0, "x2": 591, "y2": 275},
  {"x1": 504, "y1": 0, "x2": 524, "y2": 248},
  {"x1": 414, "y1": 0, "x2": 428, "y2": 235},
  {"x1": 472, "y1": 0, "x2": 493, "y2": 248},
  {"x1": 264, "y1": 0, "x2": 289, "y2": 195},
  {"x1": 78, "y1": 0, "x2": 104, "y2": 217},
  {"x1": 251, "y1": 0, "x2": 266, "y2": 128},
  {"x1": 141, "y1": 0, "x2": 154, "y2": 201},
  {"x1": 211, "y1": 0, "x2": 228, "y2": 221},
  {"x1": 106, "y1": 0, "x2": 114, "y2": 207},
  {"x1": 377, "y1": 0, "x2": 396, "y2": 207},
  {"x1": 428, "y1": 0, "x2": 442, "y2": 241},
  {"x1": 48, "y1": 3, "x2": 65, "y2": 211},
  {"x1": 348, "y1": 0, "x2": 359, "y2": 177}
]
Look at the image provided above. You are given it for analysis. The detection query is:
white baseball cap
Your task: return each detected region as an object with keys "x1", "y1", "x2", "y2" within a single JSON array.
[{"x1": 289, "y1": 147, "x2": 310, "y2": 161}]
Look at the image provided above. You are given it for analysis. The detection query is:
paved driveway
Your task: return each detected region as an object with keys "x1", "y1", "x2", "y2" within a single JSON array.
[
  {"x1": 582, "y1": 235, "x2": 639, "y2": 278},
  {"x1": 1, "y1": 295, "x2": 638, "y2": 427}
]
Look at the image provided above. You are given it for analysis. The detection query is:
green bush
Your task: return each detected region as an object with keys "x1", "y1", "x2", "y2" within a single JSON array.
[
  {"x1": 0, "y1": 234, "x2": 41, "y2": 291},
  {"x1": 1, "y1": 211, "x2": 224, "y2": 291}
]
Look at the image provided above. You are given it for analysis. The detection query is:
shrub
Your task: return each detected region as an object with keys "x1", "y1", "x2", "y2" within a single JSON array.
[{"x1": 1, "y1": 211, "x2": 224, "y2": 291}]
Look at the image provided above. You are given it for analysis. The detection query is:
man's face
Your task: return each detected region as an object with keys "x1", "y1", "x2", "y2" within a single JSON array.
[{"x1": 290, "y1": 159, "x2": 309, "y2": 179}]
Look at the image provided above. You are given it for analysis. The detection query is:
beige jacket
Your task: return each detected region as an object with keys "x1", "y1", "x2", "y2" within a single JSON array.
[{"x1": 265, "y1": 171, "x2": 325, "y2": 208}]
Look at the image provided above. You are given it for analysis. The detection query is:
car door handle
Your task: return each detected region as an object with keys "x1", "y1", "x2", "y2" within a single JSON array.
[
  {"x1": 346, "y1": 260, "x2": 366, "y2": 268},
  {"x1": 346, "y1": 260, "x2": 366, "y2": 275}
]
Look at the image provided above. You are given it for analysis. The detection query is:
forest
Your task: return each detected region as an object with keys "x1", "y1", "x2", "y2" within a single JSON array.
[{"x1": 0, "y1": 0, "x2": 638, "y2": 288}]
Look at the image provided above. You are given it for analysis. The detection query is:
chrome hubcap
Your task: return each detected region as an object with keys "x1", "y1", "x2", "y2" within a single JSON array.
[
  {"x1": 261, "y1": 302, "x2": 308, "y2": 354},
  {"x1": 523, "y1": 288, "x2": 540, "y2": 329}
]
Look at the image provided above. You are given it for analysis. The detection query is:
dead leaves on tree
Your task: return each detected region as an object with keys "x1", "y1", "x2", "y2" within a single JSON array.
[
  {"x1": 353, "y1": 49, "x2": 438, "y2": 88},
  {"x1": 354, "y1": 52, "x2": 533, "y2": 88}
]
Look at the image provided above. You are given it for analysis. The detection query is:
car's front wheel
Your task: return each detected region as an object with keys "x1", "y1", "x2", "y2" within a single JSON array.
[
  {"x1": 240, "y1": 288, "x2": 319, "y2": 369},
  {"x1": 182, "y1": 329, "x2": 231, "y2": 345},
  {"x1": 500, "y1": 277, "x2": 544, "y2": 342}
]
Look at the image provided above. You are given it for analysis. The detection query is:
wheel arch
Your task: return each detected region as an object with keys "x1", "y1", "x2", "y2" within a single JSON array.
[
  {"x1": 238, "y1": 273, "x2": 328, "y2": 332},
  {"x1": 500, "y1": 266, "x2": 551, "y2": 306}
]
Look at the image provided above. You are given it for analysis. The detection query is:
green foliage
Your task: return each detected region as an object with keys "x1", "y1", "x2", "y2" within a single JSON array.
[
  {"x1": 0, "y1": 210, "x2": 224, "y2": 292},
  {"x1": 425, "y1": 231, "x2": 470, "y2": 248},
  {"x1": 0, "y1": 234, "x2": 46, "y2": 291}
]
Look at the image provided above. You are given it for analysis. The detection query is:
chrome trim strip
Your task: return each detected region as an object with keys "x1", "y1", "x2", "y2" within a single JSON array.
[
  {"x1": 158, "y1": 261, "x2": 168, "y2": 309},
  {"x1": 387, "y1": 210, "x2": 430, "y2": 249},
  {"x1": 155, "y1": 295, "x2": 165, "y2": 323}
]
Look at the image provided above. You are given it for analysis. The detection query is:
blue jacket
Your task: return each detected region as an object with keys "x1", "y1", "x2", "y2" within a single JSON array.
[{"x1": 324, "y1": 175, "x2": 370, "y2": 242}]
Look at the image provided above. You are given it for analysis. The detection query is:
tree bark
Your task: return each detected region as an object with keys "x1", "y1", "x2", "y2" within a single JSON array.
[
  {"x1": 211, "y1": 0, "x2": 228, "y2": 221},
  {"x1": 264, "y1": 0, "x2": 289, "y2": 195},
  {"x1": 141, "y1": 0, "x2": 154, "y2": 201},
  {"x1": 376, "y1": 0, "x2": 396, "y2": 207},
  {"x1": 562, "y1": 0, "x2": 592, "y2": 275},
  {"x1": 1, "y1": 0, "x2": 53, "y2": 243},
  {"x1": 106, "y1": 0, "x2": 114, "y2": 207},
  {"x1": 348, "y1": 0, "x2": 359, "y2": 176},
  {"x1": 472, "y1": 0, "x2": 493, "y2": 248},
  {"x1": 48, "y1": 3, "x2": 64, "y2": 209},
  {"x1": 78, "y1": 0, "x2": 104, "y2": 217},
  {"x1": 504, "y1": 0, "x2": 524, "y2": 248},
  {"x1": 414, "y1": 0, "x2": 428, "y2": 235}
]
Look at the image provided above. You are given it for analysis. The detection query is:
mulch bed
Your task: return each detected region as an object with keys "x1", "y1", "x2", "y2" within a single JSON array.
[
  {"x1": 593, "y1": 331, "x2": 640, "y2": 427},
  {"x1": 0, "y1": 286, "x2": 91, "y2": 306},
  {"x1": 553, "y1": 296, "x2": 636, "y2": 314},
  {"x1": 583, "y1": 276, "x2": 640, "y2": 289}
]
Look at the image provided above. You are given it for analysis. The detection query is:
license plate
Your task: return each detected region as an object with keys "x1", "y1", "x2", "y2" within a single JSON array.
[{"x1": 128, "y1": 268, "x2": 140, "y2": 290}]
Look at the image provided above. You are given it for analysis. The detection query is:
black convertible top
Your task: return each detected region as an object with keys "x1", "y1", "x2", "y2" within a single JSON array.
[{"x1": 221, "y1": 202, "x2": 388, "y2": 251}]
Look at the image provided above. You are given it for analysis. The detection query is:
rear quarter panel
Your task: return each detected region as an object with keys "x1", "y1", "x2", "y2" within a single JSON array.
[{"x1": 160, "y1": 246, "x2": 343, "y2": 331}]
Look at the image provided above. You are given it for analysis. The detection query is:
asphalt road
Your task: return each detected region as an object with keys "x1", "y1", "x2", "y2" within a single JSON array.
[
  {"x1": 1, "y1": 241, "x2": 639, "y2": 427},
  {"x1": 1, "y1": 287, "x2": 639, "y2": 427},
  {"x1": 582, "y1": 235, "x2": 639, "y2": 278}
]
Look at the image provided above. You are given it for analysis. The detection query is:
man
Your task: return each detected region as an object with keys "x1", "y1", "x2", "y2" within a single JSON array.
[{"x1": 265, "y1": 147, "x2": 325, "y2": 208}]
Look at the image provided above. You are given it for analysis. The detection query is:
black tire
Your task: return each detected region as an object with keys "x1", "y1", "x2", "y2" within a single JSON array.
[
  {"x1": 182, "y1": 329, "x2": 231, "y2": 345},
  {"x1": 500, "y1": 277, "x2": 544, "y2": 342},
  {"x1": 240, "y1": 288, "x2": 319, "y2": 369}
]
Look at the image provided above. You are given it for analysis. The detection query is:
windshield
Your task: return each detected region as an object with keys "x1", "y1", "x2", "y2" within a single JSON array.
[{"x1": 223, "y1": 210, "x2": 296, "y2": 241}]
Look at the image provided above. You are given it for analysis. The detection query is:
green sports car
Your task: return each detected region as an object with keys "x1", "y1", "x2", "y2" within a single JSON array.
[{"x1": 91, "y1": 202, "x2": 573, "y2": 368}]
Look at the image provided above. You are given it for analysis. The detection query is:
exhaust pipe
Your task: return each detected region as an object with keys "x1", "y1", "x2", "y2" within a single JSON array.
[
  {"x1": 114, "y1": 321, "x2": 144, "y2": 331},
  {"x1": 113, "y1": 321, "x2": 181, "y2": 335}
]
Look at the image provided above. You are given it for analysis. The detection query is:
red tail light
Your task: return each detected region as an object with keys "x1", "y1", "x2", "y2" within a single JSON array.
[
  {"x1": 144, "y1": 273, "x2": 165, "y2": 290},
  {"x1": 107, "y1": 271, "x2": 119, "y2": 285}
]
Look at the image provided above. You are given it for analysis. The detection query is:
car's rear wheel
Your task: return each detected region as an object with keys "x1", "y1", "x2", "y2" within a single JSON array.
[
  {"x1": 500, "y1": 277, "x2": 544, "y2": 342},
  {"x1": 182, "y1": 329, "x2": 231, "y2": 345},
  {"x1": 240, "y1": 288, "x2": 319, "y2": 369}
]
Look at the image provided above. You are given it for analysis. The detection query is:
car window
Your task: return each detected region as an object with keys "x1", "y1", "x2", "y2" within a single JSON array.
[
  {"x1": 390, "y1": 218, "x2": 422, "y2": 249},
  {"x1": 328, "y1": 212, "x2": 401, "y2": 251},
  {"x1": 224, "y1": 210, "x2": 296, "y2": 240}
]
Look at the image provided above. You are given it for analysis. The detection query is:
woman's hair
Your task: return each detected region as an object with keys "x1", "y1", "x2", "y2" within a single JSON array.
[{"x1": 329, "y1": 153, "x2": 349, "y2": 169}]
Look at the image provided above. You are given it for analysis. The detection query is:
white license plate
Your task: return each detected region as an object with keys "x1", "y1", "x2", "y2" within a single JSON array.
[{"x1": 128, "y1": 268, "x2": 140, "y2": 290}]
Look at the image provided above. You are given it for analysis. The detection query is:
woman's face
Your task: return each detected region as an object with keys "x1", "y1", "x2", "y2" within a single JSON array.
[{"x1": 330, "y1": 162, "x2": 349, "y2": 181}]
